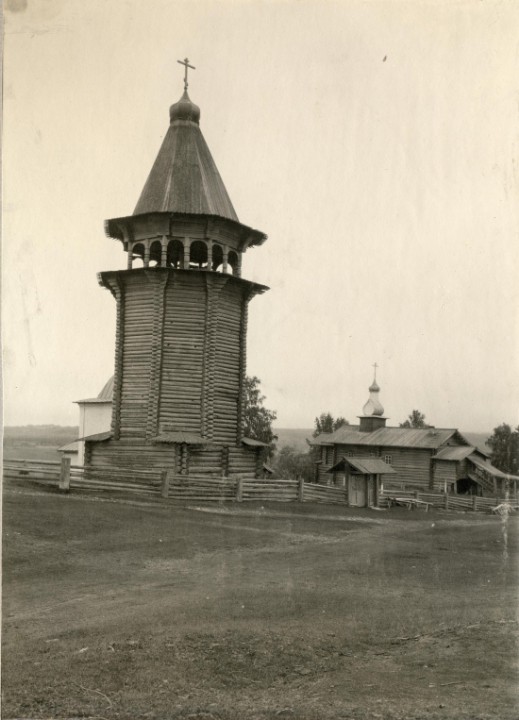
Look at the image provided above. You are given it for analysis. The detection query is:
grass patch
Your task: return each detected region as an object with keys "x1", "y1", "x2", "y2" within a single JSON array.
[{"x1": 3, "y1": 489, "x2": 518, "y2": 719}]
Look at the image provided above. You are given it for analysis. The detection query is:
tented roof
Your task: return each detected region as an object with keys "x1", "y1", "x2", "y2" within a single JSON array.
[{"x1": 134, "y1": 91, "x2": 238, "y2": 221}]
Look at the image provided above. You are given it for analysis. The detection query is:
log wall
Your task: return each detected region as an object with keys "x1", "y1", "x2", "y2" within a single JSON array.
[
  {"x1": 317, "y1": 443, "x2": 436, "y2": 489},
  {"x1": 97, "y1": 266, "x2": 264, "y2": 475}
]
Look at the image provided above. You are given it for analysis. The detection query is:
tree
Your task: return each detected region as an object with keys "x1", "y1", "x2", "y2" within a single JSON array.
[
  {"x1": 242, "y1": 376, "x2": 277, "y2": 453},
  {"x1": 487, "y1": 423, "x2": 519, "y2": 475},
  {"x1": 400, "y1": 410, "x2": 429, "y2": 429},
  {"x1": 274, "y1": 445, "x2": 315, "y2": 482},
  {"x1": 313, "y1": 413, "x2": 349, "y2": 437}
]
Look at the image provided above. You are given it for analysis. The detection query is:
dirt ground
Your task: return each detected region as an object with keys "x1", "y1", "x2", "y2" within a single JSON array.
[{"x1": 2, "y1": 486, "x2": 518, "y2": 719}]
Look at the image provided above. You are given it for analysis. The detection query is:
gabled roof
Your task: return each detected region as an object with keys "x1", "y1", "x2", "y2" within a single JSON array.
[
  {"x1": 81, "y1": 431, "x2": 113, "y2": 443},
  {"x1": 313, "y1": 425, "x2": 467, "y2": 450},
  {"x1": 75, "y1": 376, "x2": 114, "y2": 404},
  {"x1": 58, "y1": 441, "x2": 80, "y2": 454},
  {"x1": 467, "y1": 455, "x2": 519, "y2": 480},
  {"x1": 433, "y1": 446, "x2": 476, "y2": 461},
  {"x1": 328, "y1": 457, "x2": 396, "y2": 475},
  {"x1": 133, "y1": 91, "x2": 238, "y2": 222},
  {"x1": 242, "y1": 437, "x2": 269, "y2": 448}
]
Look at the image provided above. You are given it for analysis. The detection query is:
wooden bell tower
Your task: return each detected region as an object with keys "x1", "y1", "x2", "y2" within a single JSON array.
[{"x1": 86, "y1": 64, "x2": 269, "y2": 477}]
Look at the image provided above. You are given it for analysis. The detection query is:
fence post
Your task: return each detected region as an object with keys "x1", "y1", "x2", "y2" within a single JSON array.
[
  {"x1": 236, "y1": 477, "x2": 244, "y2": 503},
  {"x1": 298, "y1": 477, "x2": 304, "y2": 503},
  {"x1": 161, "y1": 470, "x2": 172, "y2": 499},
  {"x1": 444, "y1": 493, "x2": 449, "y2": 510},
  {"x1": 472, "y1": 495, "x2": 478, "y2": 512},
  {"x1": 59, "y1": 457, "x2": 71, "y2": 492}
]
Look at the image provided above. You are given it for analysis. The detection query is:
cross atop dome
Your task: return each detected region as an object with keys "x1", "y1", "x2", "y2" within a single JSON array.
[{"x1": 177, "y1": 57, "x2": 195, "y2": 91}]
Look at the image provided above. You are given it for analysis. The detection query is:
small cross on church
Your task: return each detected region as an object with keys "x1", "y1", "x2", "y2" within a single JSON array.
[
  {"x1": 373, "y1": 362, "x2": 378, "y2": 380},
  {"x1": 177, "y1": 57, "x2": 195, "y2": 91}
]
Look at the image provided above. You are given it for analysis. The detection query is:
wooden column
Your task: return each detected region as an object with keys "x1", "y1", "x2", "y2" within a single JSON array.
[
  {"x1": 161, "y1": 236, "x2": 168, "y2": 267},
  {"x1": 236, "y1": 252, "x2": 242, "y2": 278},
  {"x1": 206, "y1": 241, "x2": 213, "y2": 271},
  {"x1": 145, "y1": 271, "x2": 169, "y2": 439},
  {"x1": 106, "y1": 275, "x2": 125, "y2": 440},
  {"x1": 161, "y1": 469, "x2": 174, "y2": 498},
  {"x1": 183, "y1": 239, "x2": 191, "y2": 269},
  {"x1": 237, "y1": 288, "x2": 254, "y2": 443},
  {"x1": 127, "y1": 243, "x2": 133, "y2": 270},
  {"x1": 201, "y1": 276, "x2": 221, "y2": 440},
  {"x1": 143, "y1": 241, "x2": 151, "y2": 268},
  {"x1": 222, "y1": 246, "x2": 229, "y2": 274},
  {"x1": 221, "y1": 446, "x2": 230, "y2": 477},
  {"x1": 180, "y1": 443, "x2": 189, "y2": 475}
]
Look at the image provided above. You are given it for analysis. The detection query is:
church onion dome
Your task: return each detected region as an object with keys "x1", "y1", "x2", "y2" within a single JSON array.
[
  {"x1": 362, "y1": 397, "x2": 384, "y2": 417},
  {"x1": 169, "y1": 90, "x2": 201, "y2": 124},
  {"x1": 362, "y1": 369, "x2": 384, "y2": 417},
  {"x1": 132, "y1": 89, "x2": 239, "y2": 222}
]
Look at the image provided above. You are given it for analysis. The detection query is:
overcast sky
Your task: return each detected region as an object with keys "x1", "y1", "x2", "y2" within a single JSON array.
[{"x1": 3, "y1": 0, "x2": 519, "y2": 433}]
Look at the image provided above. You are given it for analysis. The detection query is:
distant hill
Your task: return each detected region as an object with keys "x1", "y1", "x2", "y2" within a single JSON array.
[
  {"x1": 3, "y1": 425, "x2": 79, "y2": 463},
  {"x1": 274, "y1": 428, "x2": 313, "y2": 452},
  {"x1": 4, "y1": 426, "x2": 78, "y2": 443}
]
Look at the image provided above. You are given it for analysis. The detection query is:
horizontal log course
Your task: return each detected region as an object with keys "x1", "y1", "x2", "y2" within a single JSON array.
[
  {"x1": 72, "y1": 480, "x2": 158, "y2": 493},
  {"x1": 3, "y1": 471, "x2": 58, "y2": 484}
]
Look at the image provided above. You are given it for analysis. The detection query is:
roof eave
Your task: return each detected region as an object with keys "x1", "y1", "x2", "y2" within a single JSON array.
[{"x1": 105, "y1": 212, "x2": 267, "y2": 248}]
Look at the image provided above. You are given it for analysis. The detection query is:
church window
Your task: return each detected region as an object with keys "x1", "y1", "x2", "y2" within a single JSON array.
[
  {"x1": 131, "y1": 243, "x2": 145, "y2": 268},
  {"x1": 167, "y1": 239, "x2": 184, "y2": 268},
  {"x1": 212, "y1": 243, "x2": 224, "y2": 271},
  {"x1": 190, "y1": 240, "x2": 208, "y2": 268},
  {"x1": 227, "y1": 250, "x2": 239, "y2": 275},
  {"x1": 149, "y1": 240, "x2": 162, "y2": 266},
  {"x1": 384, "y1": 455, "x2": 392, "y2": 465}
]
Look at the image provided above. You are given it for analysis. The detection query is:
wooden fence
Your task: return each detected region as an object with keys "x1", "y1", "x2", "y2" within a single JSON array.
[{"x1": 3, "y1": 458, "x2": 515, "y2": 514}]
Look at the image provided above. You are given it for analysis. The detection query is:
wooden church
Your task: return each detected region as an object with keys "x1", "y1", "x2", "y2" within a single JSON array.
[
  {"x1": 84, "y1": 62, "x2": 269, "y2": 478},
  {"x1": 313, "y1": 371, "x2": 515, "y2": 503}
]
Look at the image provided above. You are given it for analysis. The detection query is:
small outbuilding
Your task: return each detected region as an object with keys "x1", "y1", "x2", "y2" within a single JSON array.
[{"x1": 327, "y1": 456, "x2": 396, "y2": 507}]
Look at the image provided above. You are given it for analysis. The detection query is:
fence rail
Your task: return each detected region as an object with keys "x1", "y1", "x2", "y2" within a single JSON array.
[{"x1": 4, "y1": 458, "x2": 516, "y2": 514}]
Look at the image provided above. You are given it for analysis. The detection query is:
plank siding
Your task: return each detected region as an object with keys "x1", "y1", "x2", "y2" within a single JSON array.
[{"x1": 432, "y1": 461, "x2": 458, "y2": 491}]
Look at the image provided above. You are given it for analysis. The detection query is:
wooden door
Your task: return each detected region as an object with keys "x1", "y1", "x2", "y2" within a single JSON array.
[{"x1": 349, "y1": 476, "x2": 366, "y2": 507}]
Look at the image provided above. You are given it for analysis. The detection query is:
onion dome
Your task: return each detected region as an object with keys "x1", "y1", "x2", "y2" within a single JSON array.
[
  {"x1": 362, "y1": 368, "x2": 384, "y2": 417},
  {"x1": 169, "y1": 90, "x2": 201, "y2": 124}
]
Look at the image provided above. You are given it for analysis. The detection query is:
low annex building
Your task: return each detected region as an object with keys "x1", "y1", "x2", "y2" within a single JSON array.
[{"x1": 312, "y1": 373, "x2": 515, "y2": 504}]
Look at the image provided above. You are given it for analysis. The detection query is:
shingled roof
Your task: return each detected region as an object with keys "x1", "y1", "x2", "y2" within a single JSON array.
[{"x1": 133, "y1": 90, "x2": 238, "y2": 221}]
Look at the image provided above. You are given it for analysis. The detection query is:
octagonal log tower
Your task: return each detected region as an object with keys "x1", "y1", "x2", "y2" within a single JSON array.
[{"x1": 86, "y1": 84, "x2": 269, "y2": 477}]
